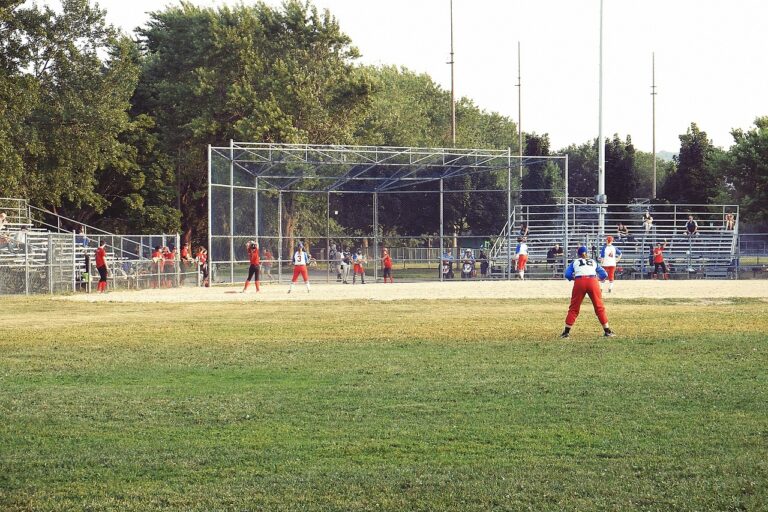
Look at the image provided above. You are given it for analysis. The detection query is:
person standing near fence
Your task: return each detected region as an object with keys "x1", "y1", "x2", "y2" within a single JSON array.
[
  {"x1": 95, "y1": 240, "x2": 108, "y2": 293},
  {"x1": 340, "y1": 247, "x2": 352, "y2": 284},
  {"x1": 197, "y1": 247, "x2": 209, "y2": 287},
  {"x1": 515, "y1": 237, "x2": 529, "y2": 280},
  {"x1": 382, "y1": 247, "x2": 394, "y2": 283},
  {"x1": 353, "y1": 248, "x2": 367, "y2": 284},
  {"x1": 560, "y1": 246, "x2": 614, "y2": 339},
  {"x1": 599, "y1": 236, "x2": 622, "y2": 293},
  {"x1": 242, "y1": 240, "x2": 261, "y2": 293},
  {"x1": 288, "y1": 242, "x2": 310, "y2": 293},
  {"x1": 652, "y1": 240, "x2": 669, "y2": 279}
]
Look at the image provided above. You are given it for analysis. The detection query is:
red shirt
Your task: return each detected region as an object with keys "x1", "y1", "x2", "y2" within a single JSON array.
[
  {"x1": 383, "y1": 254, "x2": 392, "y2": 269},
  {"x1": 653, "y1": 248, "x2": 664, "y2": 263},
  {"x1": 163, "y1": 251, "x2": 174, "y2": 260},
  {"x1": 95, "y1": 247, "x2": 106, "y2": 268},
  {"x1": 181, "y1": 247, "x2": 190, "y2": 259},
  {"x1": 151, "y1": 250, "x2": 161, "y2": 260},
  {"x1": 249, "y1": 247, "x2": 260, "y2": 265},
  {"x1": 198, "y1": 251, "x2": 207, "y2": 264}
]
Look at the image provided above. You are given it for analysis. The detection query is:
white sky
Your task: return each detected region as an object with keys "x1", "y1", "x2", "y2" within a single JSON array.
[{"x1": 26, "y1": 0, "x2": 768, "y2": 153}]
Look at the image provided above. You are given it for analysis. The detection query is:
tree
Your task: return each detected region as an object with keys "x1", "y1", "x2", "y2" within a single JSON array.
[
  {"x1": 661, "y1": 123, "x2": 726, "y2": 204},
  {"x1": 521, "y1": 133, "x2": 561, "y2": 205},
  {"x1": 604, "y1": 134, "x2": 637, "y2": 204},
  {"x1": 134, "y1": 0, "x2": 374, "y2": 245},
  {"x1": 727, "y1": 116, "x2": 768, "y2": 225},
  {"x1": 559, "y1": 140, "x2": 597, "y2": 199}
]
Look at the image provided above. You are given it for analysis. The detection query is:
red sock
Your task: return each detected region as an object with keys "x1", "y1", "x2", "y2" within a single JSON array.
[{"x1": 244, "y1": 281, "x2": 249, "y2": 291}]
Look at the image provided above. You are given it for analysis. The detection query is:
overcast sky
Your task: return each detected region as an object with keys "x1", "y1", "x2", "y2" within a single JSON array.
[{"x1": 26, "y1": 0, "x2": 768, "y2": 153}]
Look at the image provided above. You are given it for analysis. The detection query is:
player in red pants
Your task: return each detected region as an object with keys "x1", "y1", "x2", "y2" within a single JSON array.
[
  {"x1": 288, "y1": 242, "x2": 310, "y2": 293},
  {"x1": 95, "y1": 240, "x2": 108, "y2": 293},
  {"x1": 242, "y1": 240, "x2": 261, "y2": 293},
  {"x1": 560, "y1": 246, "x2": 615, "y2": 338}
]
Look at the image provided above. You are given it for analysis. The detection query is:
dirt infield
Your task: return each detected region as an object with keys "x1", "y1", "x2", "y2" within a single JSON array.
[{"x1": 62, "y1": 279, "x2": 768, "y2": 303}]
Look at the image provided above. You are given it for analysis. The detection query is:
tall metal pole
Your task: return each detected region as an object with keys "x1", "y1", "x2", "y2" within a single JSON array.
[
  {"x1": 229, "y1": 139, "x2": 235, "y2": 284},
  {"x1": 439, "y1": 178, "x2": 444, "y2": 281},
  {"x1": 449, "y1": 0, "x2": 456, "y2": 146},
  {"x1": 517, "y1": 41, "x2": 523, "y2": 180},
  {"x1": 597, "y1": 0, "x2": 606, "y2": 237},
  {"x1": 373, "y1": 192, "x2": 379, "y2": 283},
  {"x1": 278, "y1": 191, "x2": 283, "y2": 284},
  {"x1": 507, "y1": 147, "x2": 512, "y2": 280},
  {"x1": 564, "y1": 155, "x2": 570, "y2": 269},
  {"x1": 207, "y1": 144, "x2": 212, "y2": 287},
  {"x1": 651, "y1": 52, "x2": 657, "y2": 199}
]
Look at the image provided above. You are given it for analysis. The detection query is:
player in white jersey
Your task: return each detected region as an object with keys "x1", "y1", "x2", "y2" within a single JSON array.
[
  {"x1": 599, "y1": 235, "x2": 622, "y2": 293},
  {"x1": 288, "y1": 242, "x2": 311, "y2": 293},
  {"x1": 515, "y1": 237, "x2": 529, "y2": 280}
]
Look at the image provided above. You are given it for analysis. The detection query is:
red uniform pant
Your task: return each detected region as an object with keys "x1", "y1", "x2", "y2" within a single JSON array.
[
  {"x1": 516, "y1": 254, "x2": 528, "y2": 271},
  {"x1": 291, "y1": 265, "x2": 309, "y2": 282},
  {"x1": 565, "y1": 277, "x2": 608, "y2": 327},
  {"x1": 605, "y1": 266, "x2": 616, "y2": 281}
]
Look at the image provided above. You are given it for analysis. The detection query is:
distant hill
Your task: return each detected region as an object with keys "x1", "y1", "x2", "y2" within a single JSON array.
[{"x1": 656, "y1": 150, "x2": 677, "y2": 162}]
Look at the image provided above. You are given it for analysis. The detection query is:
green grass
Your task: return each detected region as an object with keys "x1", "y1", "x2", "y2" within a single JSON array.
[{"x1": 1, "y1": 297, "x2": 767, "y2": 511}]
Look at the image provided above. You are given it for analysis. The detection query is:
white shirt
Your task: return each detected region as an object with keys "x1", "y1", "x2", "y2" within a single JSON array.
[
  {"x1": 572, "y1": 258, "x2": 598, "y2": 277},
  {"x1": 293, "y1": 251, "x2": 307, "y2": 266},
  {"x1": 600, "y1": 244, "x2": 621, "y2": 267},
  {"x1": 515, "y1": 242, "x2": 529, "y2": 256}
]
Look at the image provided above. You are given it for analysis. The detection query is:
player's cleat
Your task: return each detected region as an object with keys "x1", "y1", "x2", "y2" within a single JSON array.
[
  {"x1": 559, "y1": 332, "x2": 570, "y2": 339},
  {"x1": 603, "y1": 331, "x2": 615, "y2": 337}
]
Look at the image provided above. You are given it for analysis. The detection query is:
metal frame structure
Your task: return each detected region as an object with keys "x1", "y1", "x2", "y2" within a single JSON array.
[{"x1": 208, "y1": 142, "x2": 568, "y2": 284}]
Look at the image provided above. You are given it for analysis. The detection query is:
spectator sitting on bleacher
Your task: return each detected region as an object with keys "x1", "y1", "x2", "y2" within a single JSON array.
[
  {"x1": 0, "y1": 212, "x2": 7, "y2": 231},
  {"x1": 13, "y1": 227, "x2": 27, "y2": 252},
  {"x1": 75, "y1": 226, "x2": 90, "y2": 247},
  {"x1": 724, "y1": 211, "x2": 736, "y2": 230},
  {"x1": 684, "y1": 215, "x2": 699, "y2": 236},
  {"x1": 616, "y1": 222, "x2": 632, "y2": 242},
  {"x1": 642, "y1": 211, "x2": 653, "y2": 235},
  {"x1": 518, "y1": 223, "x2": 529, "y2": 238}
]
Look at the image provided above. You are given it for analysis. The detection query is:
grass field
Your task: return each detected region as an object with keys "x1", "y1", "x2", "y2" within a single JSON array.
[{"x1": 1, "y1": 296, "x2": 767, "y2": 511}]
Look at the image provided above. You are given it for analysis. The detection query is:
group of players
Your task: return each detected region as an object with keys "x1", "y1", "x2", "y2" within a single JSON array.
[{"x1": 95, "y1": 234, "x2": 658, "y2": 338}]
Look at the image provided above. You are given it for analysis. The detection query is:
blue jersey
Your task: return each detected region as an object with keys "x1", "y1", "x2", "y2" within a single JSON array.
[{"x1": 564, "y1": 258, "x2": 608, "y2": 281}]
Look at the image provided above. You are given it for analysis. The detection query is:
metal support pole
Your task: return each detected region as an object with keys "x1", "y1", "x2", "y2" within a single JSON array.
[
  {"x1": 597, "y1": 0, "x2": 606, "y2": 237},
  {"x1": 373, "y1": 192, "x2": 379, "y2": 283},
  {"x1": 278, "y1": 191, "x2": 283, "y2": 284},
  {"x1": 449, "y1": 0, "x2": 456, "y2": 146},
  {"x1": 176, "y1": 233, "x2": 181, "y2": 287},
  {"x1": 255, "y1": 176, "x2": 259, "y2": 240},
  {"x1": 207, "y1": 144, "x2": 212, "y2": 287},
  {"x1": 229, "y1": 139, "x2": 235, "y2": 284},
  {"x1": 24, "y1": 235, "x2": 29, "y2": 295},
  {"x1": 48, "y1": 233, "x2": 53, "y2": 294},
  {"x1": 507, "y1": 148, "x2": 512, "y2": 280},
  {"x1": 651, "y1": 52, "x2": 657, "y2": 199},
  {"x1": 563, "y1": 155, "x2": 569, "y2": 275},
  {"x1": 326, "y1": 192, "x2": 331, "y2": 283},
  {"x1": 72, "y1": 233, "x2": 76, "y2": 293},
  {"x1": 439, "y1": 179, "x2": 444, "y2": 282}
]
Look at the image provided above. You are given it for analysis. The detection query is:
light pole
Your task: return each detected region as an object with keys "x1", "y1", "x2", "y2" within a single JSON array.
[{"x1": 597, "y1": 0, "x2": 606, "y2": 237}]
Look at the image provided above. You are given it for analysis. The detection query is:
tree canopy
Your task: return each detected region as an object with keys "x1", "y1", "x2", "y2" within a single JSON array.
[{"x1": 0, "y1": 0, "x2": 765, "y2": 240}]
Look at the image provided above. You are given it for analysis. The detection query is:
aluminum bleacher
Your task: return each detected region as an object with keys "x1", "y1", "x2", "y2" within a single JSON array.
[
  {"x1": 488, "y1": 201, "x2": 739, "y2": 279},
  {"x1": 0, "y1": 198, "x2": 192, "y2": 294}
]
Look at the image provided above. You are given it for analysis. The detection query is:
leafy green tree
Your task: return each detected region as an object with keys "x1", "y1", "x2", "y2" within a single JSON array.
[
  {"x1": 661, "y1": 123, "x2": 726, "y2": 204},
  {"x1": 727, "y1": 116, "x2": 768, "y2": 225},
  {"x1": 559, "y1": 140, "x2": 597, "y2": 199},
  {"x1": 521, "y1": 133, "x2": 561, "y2": 205},
  {"x1": 605, "y1": 134, "x2": 637, "y2": 204},
  {"x1": 135, "y1": 0, "x2": 374, "y2": 244}
]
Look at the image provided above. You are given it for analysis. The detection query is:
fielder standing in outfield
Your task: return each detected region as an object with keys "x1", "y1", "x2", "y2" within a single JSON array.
[
  {"x1": 242, "y1": 240, "x2": 261, "y2": 293},
  {"x1": 382, "y1": 247, "x2": 394, "y2": 283},
  {"x1": 599, "y1": 235, "x2": 622, "y2": 293},
  {"x1": 95, "y1": 240, "x2": 108, "y2": 293},
  {"x1": 560, "y1": 246, "x2": 615, "y2": 338},
  {"x1": 288, "y1": 242, "x2": 310, "y2": 293},
  {"x1": 514, "y1": 237, "x2": 528, "y2": 280}
]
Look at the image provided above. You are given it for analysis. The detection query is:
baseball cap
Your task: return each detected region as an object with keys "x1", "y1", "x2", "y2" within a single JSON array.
[
  {"x1": 577, "y1": 246, "x2": 589, "y2": 256},
  {"x1": 606, "y1": 235, "x2": 614, "y2": 243}
]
